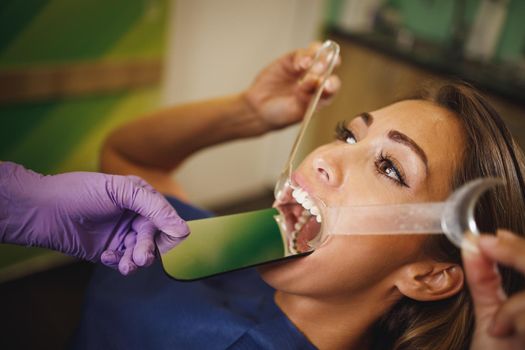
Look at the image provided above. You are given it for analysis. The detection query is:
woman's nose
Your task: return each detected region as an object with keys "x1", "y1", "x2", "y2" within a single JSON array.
[{"x1": 313, "y1": 157, "x2": 340, "y2": 187}]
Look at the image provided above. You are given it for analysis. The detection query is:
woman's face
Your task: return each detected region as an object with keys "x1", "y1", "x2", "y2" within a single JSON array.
[{"x1": 260, "y1": 100, "x2": 466, "y2": 299}]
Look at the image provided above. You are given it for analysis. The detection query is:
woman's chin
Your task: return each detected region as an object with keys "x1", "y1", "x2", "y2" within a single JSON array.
[{"x1": 256, "y1": 248, "x2": 320, "y2": 292}]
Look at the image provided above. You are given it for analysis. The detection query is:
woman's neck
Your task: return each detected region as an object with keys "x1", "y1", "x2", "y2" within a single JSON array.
[{"x1": 274, "y1": 288, "x2": 398, "y2": 350}]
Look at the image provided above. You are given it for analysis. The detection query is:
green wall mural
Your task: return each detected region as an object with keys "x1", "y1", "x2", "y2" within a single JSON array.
[{"x1": 0, "y1": 0, "x2": 169, "y2": 280}]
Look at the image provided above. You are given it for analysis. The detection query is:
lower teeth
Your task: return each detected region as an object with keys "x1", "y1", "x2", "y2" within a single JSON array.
[
  {"x1": 290, "y1": 230, "x2": 299, "y2": 254},
  {"x1": 289, "y1": 210, "x2": 312, "y2": 254}
]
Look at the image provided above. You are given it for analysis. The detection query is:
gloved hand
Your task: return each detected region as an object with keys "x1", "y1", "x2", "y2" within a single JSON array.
[
  {"x1": 0, "y1": 162, "x2": 189, "y2": 275},
  {"x1": 243, "y1": 42, "x2": 341, "y2": 132},
  {"x1": 463, "y1": 229, "x2": 525, "y2": 349}
]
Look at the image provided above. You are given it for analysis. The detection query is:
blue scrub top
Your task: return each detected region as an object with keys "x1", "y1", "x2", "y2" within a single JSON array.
[{"x1": 71, "y1": 196, "x2": 316, "y2": 350}]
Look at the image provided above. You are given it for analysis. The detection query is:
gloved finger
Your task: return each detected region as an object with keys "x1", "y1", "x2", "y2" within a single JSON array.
[
  {"x1": 112, "y1": 177, "x2": 190, "y2": 241},
  {"x1": 101, "y1": 249, "x2": 124, "y2": 269},
  {"x1": 491, "y1": 292, "x2": 525, "y2": 337},
  {"x1": 156, "y1": 232, "x2": 187, "y2": 254},
  {"x1": 477, "y1": 230, "x2": 525, "y2": 337},
  {"x1": 126, "y1": 175, "x2": 156, "y2": 193},
  {"x1": 478, "y1": 229, "x2": 525, "y2": 274},
  {"x1": 462, "y1": 239, "x2": 507, "y2": 334},
  {"x1": 131, "y1": 216, "x2": 157, "y2": 267},
  {"x1": 118, "y1": 233, "x2": 138, "y2": 276},
  {"x1": 515, "y1": 313, "x2": 525, "y2": 344}
]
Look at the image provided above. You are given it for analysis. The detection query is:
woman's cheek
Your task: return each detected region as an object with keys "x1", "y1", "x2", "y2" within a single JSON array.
[{"x1": 314, "y1": 235, "x2": 425, "y2": 288}]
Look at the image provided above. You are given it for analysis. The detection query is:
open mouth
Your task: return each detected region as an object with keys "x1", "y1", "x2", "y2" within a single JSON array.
[{"x1": 273, "y1": 181, "x2": 323, "y2": 255}]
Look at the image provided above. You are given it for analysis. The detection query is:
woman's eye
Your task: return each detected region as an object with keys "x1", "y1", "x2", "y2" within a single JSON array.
[
  {"x1": 378, "y1": 159, "x2": 399, "y2": 181},
  {"x1": 335, "y1": 121, "x2": 357, "y2": 144},
  {"x1": 346, "y1": 135, "x2": 357, "y2": 144},
  {"x1": 375, "y1": 154, "x2": 408, "y2": 187}
]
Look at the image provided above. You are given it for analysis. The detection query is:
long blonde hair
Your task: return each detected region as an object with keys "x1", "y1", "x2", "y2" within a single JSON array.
[{"x1": 371, "y1": 82, "x2": 525, "y2": 350}]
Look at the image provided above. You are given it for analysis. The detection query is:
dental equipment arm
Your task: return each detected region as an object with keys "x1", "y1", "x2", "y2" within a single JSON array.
[
  {"x1": 0, "y1": 162, "x2": 189, "y2": 275},
  {"x1": 102, "y1": 44, "x2": 340, "y2": 196}
]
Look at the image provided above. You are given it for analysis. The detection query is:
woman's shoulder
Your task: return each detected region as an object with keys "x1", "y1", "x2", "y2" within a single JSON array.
[{"x1": 163, "y1": 195, "x2": 215, "y2": 221}]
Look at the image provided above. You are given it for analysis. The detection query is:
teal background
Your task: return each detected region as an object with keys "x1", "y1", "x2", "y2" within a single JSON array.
[{"x1": 326, "y1": 0, "x2": 525, "y2": 62}]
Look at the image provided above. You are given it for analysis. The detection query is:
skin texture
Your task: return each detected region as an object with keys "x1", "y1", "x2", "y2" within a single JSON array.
[{"x1": 258, "y1": 100, "x2": 467, "y2": 349}]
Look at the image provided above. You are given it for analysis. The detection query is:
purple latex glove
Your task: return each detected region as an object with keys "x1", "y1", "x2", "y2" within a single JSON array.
[{"x1": 0, "y1": 162, "x2": 189, "y2": 275}]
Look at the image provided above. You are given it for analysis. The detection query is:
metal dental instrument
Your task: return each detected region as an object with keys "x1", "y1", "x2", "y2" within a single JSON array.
[
  {"x1": 274, "y1": 40, "x2": 340, "y2": 201},
  {"x1": 320, "y1": 178, "x2": 504, "y2": 250}
]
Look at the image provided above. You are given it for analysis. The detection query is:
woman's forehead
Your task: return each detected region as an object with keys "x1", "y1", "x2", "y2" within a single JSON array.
[
  {"x1": 367, "y1": 100, "x2": 464, "y2": 141},
  {"x1": 369, "y1": 100, "x2": 466, "y2": 182},
  {"x1": 371, "y1": 100, "x2": 453, "y2": 124}
]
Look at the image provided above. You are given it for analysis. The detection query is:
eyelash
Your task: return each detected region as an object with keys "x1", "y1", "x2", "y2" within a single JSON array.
[
  {"x1": 334, "y1": 121, "x2": 409, "y2": 188},
  {"x1": 375, "y1": 152, "x2": 408, "y2": 187},
  {"x1": 335, "y1": 121, "x2": 356, "y2": 144}
]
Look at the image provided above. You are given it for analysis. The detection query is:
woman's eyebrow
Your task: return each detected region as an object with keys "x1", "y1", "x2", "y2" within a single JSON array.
[
  {"x1": 388, "y1": 130, "x2": 429, "y2": 174},
  {"x1": 357, "y1": 112, "x2": 373, "y2": 126}
]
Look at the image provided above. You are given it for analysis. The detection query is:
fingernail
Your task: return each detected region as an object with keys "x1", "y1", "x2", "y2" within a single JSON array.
[
  {"x1": 135, "y1": 252, "x2": 154, "y2": 266},
  {"x1": 135, "y1": 254, "x2": 146, "y2": 266}
]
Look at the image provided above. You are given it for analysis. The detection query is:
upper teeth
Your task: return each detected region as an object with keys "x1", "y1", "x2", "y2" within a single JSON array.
[{"x1": 291, "y1": 186, "x2": 322, "y2": 223}]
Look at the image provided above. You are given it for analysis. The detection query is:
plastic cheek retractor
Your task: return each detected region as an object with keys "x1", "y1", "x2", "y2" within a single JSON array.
[
  {"x1": 274, "y1": 40, "x2": 340, "y2": 202},
  {"x1": 312, "y1": 177, "x2": 504, "y2": 252},
  {"x1": 272, "y1": 40, "x2": 340, "y2": 256}
]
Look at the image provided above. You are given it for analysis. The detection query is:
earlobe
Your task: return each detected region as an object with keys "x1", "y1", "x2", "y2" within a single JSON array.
[{"x1": 395, "y1": 262, "x2": 464, "y2": 301}]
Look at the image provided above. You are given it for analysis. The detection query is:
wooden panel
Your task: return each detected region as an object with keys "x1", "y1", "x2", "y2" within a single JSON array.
[{"x1": 0, "y1": 59, "x2": 162, "y2": 104}]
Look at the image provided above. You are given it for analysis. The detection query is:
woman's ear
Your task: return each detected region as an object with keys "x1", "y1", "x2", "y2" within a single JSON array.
[{"x1": 394, "y1": 261, "x2": 464, "y2": 301}]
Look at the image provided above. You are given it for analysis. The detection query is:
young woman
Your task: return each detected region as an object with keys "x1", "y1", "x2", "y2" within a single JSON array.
[{"x1": 73, "y1": 45, "x2": 525, "y2": 349}]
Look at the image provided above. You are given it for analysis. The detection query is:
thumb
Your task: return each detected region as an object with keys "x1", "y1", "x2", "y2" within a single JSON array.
[
  {"x1": 462, "y1": 242, "x2": 507, "y2": 330},
  {"x1": 111, "y1": 176, "x2": 190, "y2": 240}
]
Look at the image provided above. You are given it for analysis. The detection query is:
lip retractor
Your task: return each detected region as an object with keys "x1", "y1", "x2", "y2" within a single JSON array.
[{"x1": 274, "y1": 40, "x2": 340, "y2": 201}]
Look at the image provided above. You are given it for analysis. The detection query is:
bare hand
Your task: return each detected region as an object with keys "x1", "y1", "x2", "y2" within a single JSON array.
[
  {"x1": 463, "y1": 229, "x2": 525, "y2": 349},
  {"x1": 243, "y1": 42, "x2": 341, "y2": 132}
]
